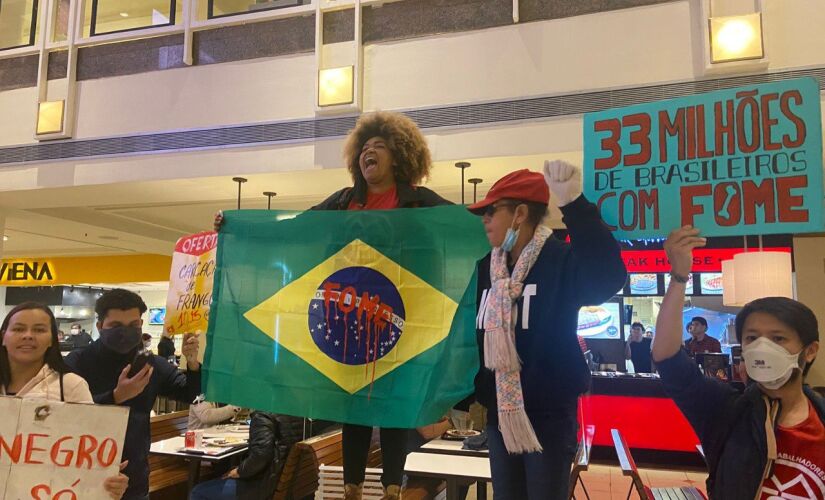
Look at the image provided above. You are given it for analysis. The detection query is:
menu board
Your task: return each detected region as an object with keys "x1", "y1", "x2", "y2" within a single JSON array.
[
  {"x1": 700, "y1": 273, "x2": 724, "y2": 295},
  {"x1": 664, "y1": 273, "x2": 694, "y2": 295},
  {"x1": 577, "y1": 301, "x2": 622, "y2": 339},
  {"x1": 629, "y1": 274, "x2": 658, "y2": 295}
]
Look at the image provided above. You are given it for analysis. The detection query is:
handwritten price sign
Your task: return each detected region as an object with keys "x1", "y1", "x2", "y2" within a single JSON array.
[
  {"x1": 0, "y1": 397, "x2": 128, "y2": 499},
  {"x1": 165, "y1": 232, "x2": 217, "y2": 336},
  {"x1": 583, "y1": 77, "x2": 823, "y2": 238}
]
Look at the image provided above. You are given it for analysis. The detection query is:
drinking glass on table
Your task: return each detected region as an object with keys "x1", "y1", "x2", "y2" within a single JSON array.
[{"x1": 451, "y1": 410, "x2": 474, "y2": 432}]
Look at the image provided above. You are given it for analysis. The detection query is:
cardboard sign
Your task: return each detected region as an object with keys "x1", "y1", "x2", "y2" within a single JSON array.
[
  {"x1": 165, "y1": 231, "x2": 217, "y2": 336},
  {"x1": 584, "y1": 77, "x2": 823, "y2": 238},
  {"x1": 0, "y1": 397, "x2": 128, "y2": 499}
]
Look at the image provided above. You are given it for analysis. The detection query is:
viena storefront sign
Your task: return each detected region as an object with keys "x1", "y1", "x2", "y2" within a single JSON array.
[
  {"x1": 0, "y1": 255, "x2": 173, "y2": 287},
  {"x1": 0, "y1": 260, "x2": 56, "y2": 285}
]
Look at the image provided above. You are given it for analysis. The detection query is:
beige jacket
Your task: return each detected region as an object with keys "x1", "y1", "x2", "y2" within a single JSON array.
[
  {"x1": 1, "y1": 364, "x2": 93, "y2": 403},
  {"x1": 188, "y1": 394, "x2": 240, "y2": 429}
]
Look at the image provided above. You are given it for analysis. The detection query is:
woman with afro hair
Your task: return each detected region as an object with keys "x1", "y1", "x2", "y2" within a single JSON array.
[
  {"x1": 313, "y1": 111, "x2": 448, "y2": 211},
  {"x1": 216, "y1": 111, "x2": 452, "y2": 500},
  {"x1": 314, "y1": 111, "x2": 450, "y2": 500}
]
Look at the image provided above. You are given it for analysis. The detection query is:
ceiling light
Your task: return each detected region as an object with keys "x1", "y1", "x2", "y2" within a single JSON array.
[
  {"x1": 2, "y1": 235, "x2": 7, "y2": 241},
  {"x1": 119, "y1": 12, "x2": 129, "y2": 17}
]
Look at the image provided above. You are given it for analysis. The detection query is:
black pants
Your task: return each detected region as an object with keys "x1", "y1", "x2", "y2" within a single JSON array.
[{"x1": 342, "y1": 424, "x2": 408, "y2": 487}]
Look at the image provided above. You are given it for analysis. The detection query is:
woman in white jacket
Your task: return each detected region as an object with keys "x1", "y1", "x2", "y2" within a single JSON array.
[{"x1": 0, "y1": 302, "x2": 129, "y2": 499}]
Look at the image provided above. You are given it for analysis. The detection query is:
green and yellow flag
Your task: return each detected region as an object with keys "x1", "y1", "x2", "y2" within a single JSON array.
[{"x1": 203, "y1": 206, "x2": 489, "y2": 428}]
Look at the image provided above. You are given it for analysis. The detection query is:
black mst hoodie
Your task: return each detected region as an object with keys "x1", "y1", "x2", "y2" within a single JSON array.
[{"x1": 474, "y1": 195, "x2": 627, "y2": 420}]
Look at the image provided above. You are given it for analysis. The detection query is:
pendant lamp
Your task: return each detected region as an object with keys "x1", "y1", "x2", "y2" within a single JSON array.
[{"x1": 732, "y1": 251, "x2": 793, "y2": 305}]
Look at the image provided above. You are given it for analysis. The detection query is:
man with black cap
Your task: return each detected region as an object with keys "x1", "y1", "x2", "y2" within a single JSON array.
[
  {"x1": 468, "y1": 161, "x2": 626, "y2": 500},
  {"x1": 66, "y1": 289, "x2": 202, "y2": 499}
]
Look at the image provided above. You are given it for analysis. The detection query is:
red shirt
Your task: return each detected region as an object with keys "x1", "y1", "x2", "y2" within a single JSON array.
[
  {"x1": 347, "y1": 185, "x2": 399, "y2": 210},
  {"x1": 759, "y1": 399, "x2": 825, "y2": 499},
  {"x1": 685, "y1": 335, "x2": 722, "y2": 355}
]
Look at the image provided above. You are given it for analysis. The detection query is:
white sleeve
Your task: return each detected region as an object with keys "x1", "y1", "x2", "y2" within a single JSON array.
[{"x1": 191, "y1": 402, "x2": 239, "y2": 426}]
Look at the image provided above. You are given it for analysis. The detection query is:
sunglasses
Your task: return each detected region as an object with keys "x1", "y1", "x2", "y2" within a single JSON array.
[{"x1": 481, "y1": 202, "x2": 517, "y2": 218}]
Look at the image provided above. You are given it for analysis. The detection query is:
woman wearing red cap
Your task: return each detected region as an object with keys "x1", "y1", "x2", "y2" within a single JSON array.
[{"x1": 468, "y1": 161, "x2": 626, "y2": 499}]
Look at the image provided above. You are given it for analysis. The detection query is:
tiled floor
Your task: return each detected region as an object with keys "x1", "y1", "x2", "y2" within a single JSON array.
[{"x1": 460, "y1": 463, "x2": 708, "y2": 499}]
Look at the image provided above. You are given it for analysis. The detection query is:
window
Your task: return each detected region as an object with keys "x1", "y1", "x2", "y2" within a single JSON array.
[
  {"x1": 52, "y1": 0, "x2": 70, "y2": 42},
  {"x1": 207, "y1": 0, "x2": 305, "y2": 20},
  {"x1": 0, "y1": 0, "x2": 38, "y2": 50},
  {"x1": 87, "y1": 0, "x2": 178, "y2": 36}
]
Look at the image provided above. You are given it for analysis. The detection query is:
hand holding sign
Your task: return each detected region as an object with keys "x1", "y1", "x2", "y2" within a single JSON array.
[
  {"x1": 213, "y1": 211, "x2": 224, "y2": 233},
  {"x1": 543, "y1": 160, "x2": 583, "y2": 207},
  {"x1": 102, "y1": 461, "x2": 129, "y2": 499},
  {"x1": 113, "y1": 364, "x2": 153, "y2": 404},
  {"x1": 664, "y1": 226, "x2": 707, "y2": 279},
  {"x1": 182, "y1": 333, "x2": 201, "y2": 371}
]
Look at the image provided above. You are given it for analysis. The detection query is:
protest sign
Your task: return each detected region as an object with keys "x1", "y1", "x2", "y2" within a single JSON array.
[
  {"x1": 584, "y1": 77, "x2": 823, "y2": 238},
  {"x1": 0, "y1": 397, "x2": 128, "y2": 499},
  {"x1": 165, "y1": 231, "x2": 217, "y2": 336}
]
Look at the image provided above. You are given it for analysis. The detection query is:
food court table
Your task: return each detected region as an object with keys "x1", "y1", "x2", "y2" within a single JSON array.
[
  {"x1": 421, "y1": 438, "x2": 489, "y2": 458},
  {"x1": 408, "y1": 439, "x2": 491, "y2": 500},
  {"x1": 149, "y1": 429, "x2": 249, "y2": 492}
]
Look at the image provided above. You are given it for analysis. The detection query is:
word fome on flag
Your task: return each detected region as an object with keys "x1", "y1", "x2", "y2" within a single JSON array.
[{"x1": 203, "y1": 206, "x2": 489, "y2": 428}]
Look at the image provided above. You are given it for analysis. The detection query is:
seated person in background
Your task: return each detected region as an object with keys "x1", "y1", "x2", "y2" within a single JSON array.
[
  {"x1": 69, "y1": 323, "x2": 93, "y2": 349},
  {"x1": 188, "y1": 393, "x2": 241, "y2": 430},
  {"x1": 157, "y1": 334, "x2": 176, "y2": 360},
  {"x1": 189, "y1": 412, "x2": 308, "y2": 500},
  {"x1": 684, "y1": 316, "x2": 722, "y2": 356},
  {"x1": 625, "y1": 322, "x2": 653, "y2": 373},
  {"x1": 406, "y1": 411, "x2": 470, "y2": 500},
  {"x1": 0, "y1": 302, "x2": 128, "y2": 499},
  {"x1": 653, "y1": 227, "x2": 825, "y2": 499},
  {"x1": 141, "y1": 333, "x2": 153, "y2": 353}
]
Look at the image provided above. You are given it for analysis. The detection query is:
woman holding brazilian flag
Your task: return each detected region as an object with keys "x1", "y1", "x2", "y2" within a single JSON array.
[{"x1": 216, "y1": 110, "x2": 453, "y2": 500}]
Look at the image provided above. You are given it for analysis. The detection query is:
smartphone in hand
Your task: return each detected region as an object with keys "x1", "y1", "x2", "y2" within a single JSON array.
[{"x1": 127, "y1": 349, "x2": 153, "y2": 378}]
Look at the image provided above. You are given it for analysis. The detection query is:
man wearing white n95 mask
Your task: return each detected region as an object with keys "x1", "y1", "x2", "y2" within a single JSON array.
[{"x1": 652, "y1": 226, "x2": 824, "y2": 500}]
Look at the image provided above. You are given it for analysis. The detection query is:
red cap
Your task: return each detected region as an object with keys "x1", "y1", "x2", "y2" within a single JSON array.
[{"x1": 467, "y1": 169, "x2": 549, "y2": 214}]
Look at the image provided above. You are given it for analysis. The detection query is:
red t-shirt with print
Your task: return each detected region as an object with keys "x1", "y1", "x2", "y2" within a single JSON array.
[
  {"x1": 347, "y1": 185, "x2": 399, "y2": 210},
  {"x1": 759, "y1": 399, "x2": 825, "y2": 499}
]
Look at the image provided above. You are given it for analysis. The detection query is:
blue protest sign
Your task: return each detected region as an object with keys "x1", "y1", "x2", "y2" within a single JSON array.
[{"x1": 583, "y1": 78, "x2": 823, "y2": 238}]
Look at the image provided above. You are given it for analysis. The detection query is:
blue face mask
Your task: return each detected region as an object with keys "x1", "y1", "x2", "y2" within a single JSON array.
[{"x1": 501, "y1": 216, "x2": 520, "y2": 252}]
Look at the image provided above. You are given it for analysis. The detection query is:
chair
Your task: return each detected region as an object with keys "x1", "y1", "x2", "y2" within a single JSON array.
[
  {"x1": 316, "y1": 464, "x2": 383, "y2": 499},
  {"x1": 569, "y1": 425, "x2": 595, "y2": 499},
  {"x1": 611, "y1": 429, "x2": 706, "y2": 500}
]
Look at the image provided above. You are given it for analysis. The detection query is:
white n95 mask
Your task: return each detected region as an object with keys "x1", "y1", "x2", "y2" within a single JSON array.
[{"x1": 741, "y1": 337, "x2": 804, "y2": 390}]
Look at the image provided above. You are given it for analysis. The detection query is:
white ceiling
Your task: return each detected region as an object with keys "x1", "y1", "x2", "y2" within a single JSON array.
[{"x1": 0, "y1": 152, "x2": 575, "y2": 258}]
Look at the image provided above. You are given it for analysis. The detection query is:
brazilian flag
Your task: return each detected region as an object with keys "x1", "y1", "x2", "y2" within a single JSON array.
[{"x1": 203, "y1": 206, "x2": 489, "y2": 428}]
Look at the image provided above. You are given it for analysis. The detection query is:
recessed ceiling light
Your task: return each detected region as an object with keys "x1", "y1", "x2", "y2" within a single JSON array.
[
  {"x1": 119, "y1": 12, "x2": 129, "y2": 17},
  {"x1": 2, "y1": 235, "x2": 7, "y2": 241}
]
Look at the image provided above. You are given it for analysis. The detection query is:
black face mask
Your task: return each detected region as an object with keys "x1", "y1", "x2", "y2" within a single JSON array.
[{"x1": 99, "y1": 326, "x2": 142, "y2": 354}]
